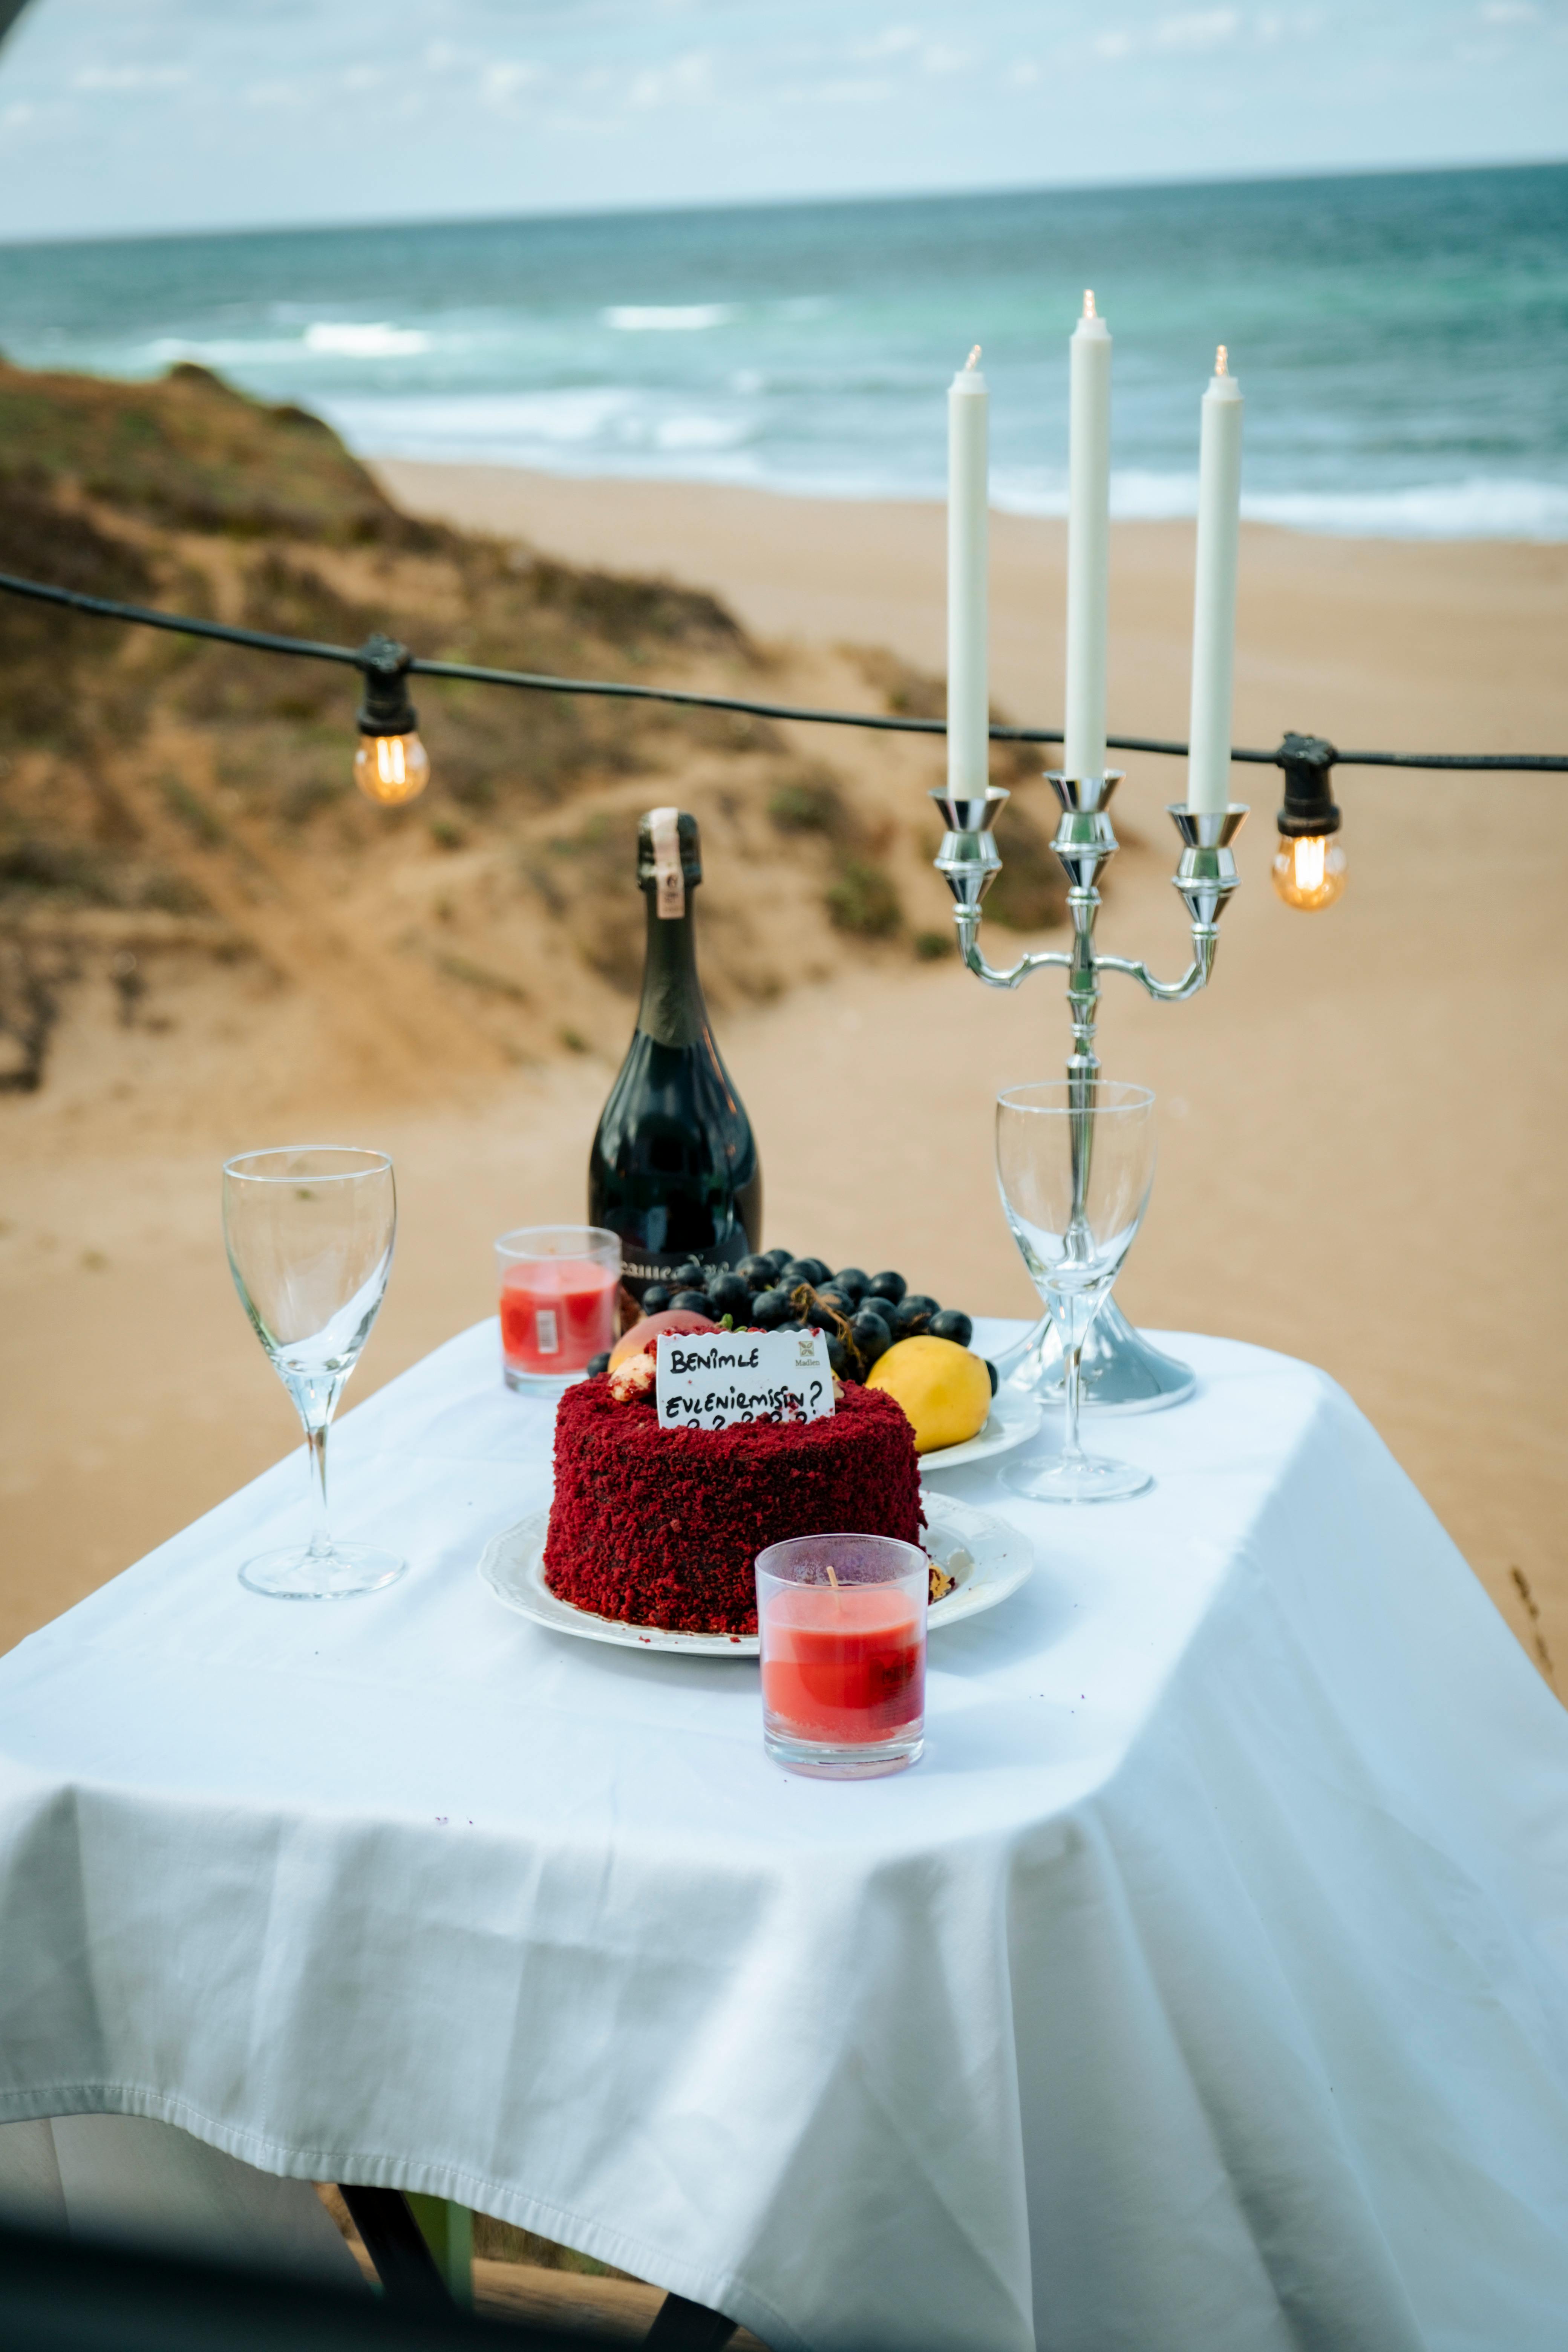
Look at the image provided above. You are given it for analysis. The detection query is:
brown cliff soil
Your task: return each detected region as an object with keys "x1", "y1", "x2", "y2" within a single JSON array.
[{"x1": 0, "y1": 360, "x2": 1063, "y2": 1117}]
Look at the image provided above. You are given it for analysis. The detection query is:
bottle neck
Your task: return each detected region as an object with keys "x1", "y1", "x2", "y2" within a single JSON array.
[{"x1": 635, "y1": 885, "x2": 708, "y2": 1049}]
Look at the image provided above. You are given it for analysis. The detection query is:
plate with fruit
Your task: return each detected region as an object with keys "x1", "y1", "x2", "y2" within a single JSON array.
[
  {"x1": 479, "y1": 1491, "x2": 1034, "y2": 1658},
  {"x1": 592, "y1": 1252, "x2": 1041, "y2": 1472}
]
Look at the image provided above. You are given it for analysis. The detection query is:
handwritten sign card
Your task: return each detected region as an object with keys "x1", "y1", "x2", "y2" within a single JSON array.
[{"x1": 655, "y1": 1328, "x2": 834, "y2": 1432}]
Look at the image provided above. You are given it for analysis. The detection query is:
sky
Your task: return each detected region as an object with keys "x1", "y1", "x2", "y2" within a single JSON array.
[{"x1": 0, "y1": 0, "x2": 1563, "y2": 242}]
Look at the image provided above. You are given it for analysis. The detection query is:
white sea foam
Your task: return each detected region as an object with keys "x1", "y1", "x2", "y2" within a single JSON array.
[
  {"x1": 602, "y1": 303, "x2": 735, "y2": 332},
  {"x1": 145, "y1": 334, "x2": 309, "y2": 368},
  {"x1": 653, "y1": 415, "x2": 749, "y2": 451},
  {"x1": 303, "y1": 322, "x2": 431, "y2": 358},
  {"x1": 991, "y1": 467, "x2": 1201, "y2": 521},
  {"x1": 322, "y1": 388, "x2": 761, "y2": 473},
  {"x1": 992, "y1": 466, "x2": 1568, "y2": 537},
  {"x1": 144, "y1": 323, "x2": 435, "y2": 369},
  {"x1": 327, "y1": 389, "x2": 642, "y2": 452},
  {"x1": 1243, "y1": 476, "x2": 1568, "y2": 541},
  {"x1": 329, "y1": 396, "x2": 1568, "y2": 541}
]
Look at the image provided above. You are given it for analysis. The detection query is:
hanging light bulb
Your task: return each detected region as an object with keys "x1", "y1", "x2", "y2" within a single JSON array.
[
  {"x1": 355, "y1": 728, "x2": 430, "y2": 805},
  {"x1": 353, "y1": 632, "x2": 430, "y2": 806},
  {"x1": 1272, "y1": 829, "x2": 1347, "y2": 910},
  {"x1": 1271, "y1": 731, "x2": 1346, "y2": 911}
]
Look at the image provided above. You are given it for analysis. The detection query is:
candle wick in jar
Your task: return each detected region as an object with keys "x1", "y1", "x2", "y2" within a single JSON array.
[
  {"x1": 1083, "y1": 289, "x2": 1097, "y2": 319},
  {"x1": 825, "y1": 1563, "x2": 840, "y2": 1588},
  {"x1": 964, "y1": 345, "x2": 981, "y2": 371},
  {"x1": 1215, "y1": 344, "x2": 1229, "y2": 376}
]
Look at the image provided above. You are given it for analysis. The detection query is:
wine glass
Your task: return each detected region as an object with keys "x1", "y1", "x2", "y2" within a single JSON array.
[
  {"x1": 995, "y1": 1081, "x2": 1158, "y2": 1504},
  {"x1": 222, "y1": 1147, "x2": 405, "y2": 1598}
]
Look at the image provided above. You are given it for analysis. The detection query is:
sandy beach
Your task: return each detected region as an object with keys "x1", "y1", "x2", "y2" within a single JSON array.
[{"x1": 3, "y1": 462, "x2": 1565, "y2": 1678}]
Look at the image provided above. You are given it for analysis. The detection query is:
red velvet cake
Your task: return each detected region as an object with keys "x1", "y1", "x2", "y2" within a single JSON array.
[{"x1": 544, "y1": 1377, "x2": 923, "y2": 1635}]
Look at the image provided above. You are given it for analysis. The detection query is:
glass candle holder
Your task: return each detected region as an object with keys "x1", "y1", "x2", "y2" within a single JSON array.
[
  {"x1": 496, "y1": 1226, "x2": 621, "y2": 1393},
  {"x1": 755, "y1": 1532, "x2": 927, "y2": 1779}
]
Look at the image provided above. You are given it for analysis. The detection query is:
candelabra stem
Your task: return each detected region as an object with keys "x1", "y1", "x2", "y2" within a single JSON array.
[{"x1": 1065, "y1": 879, "x2": 1102, "y2": 1084}]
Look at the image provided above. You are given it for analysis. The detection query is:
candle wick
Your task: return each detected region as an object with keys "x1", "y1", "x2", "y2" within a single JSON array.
[
  {"x1": 965, "y1": 345, "x2": 981, "y2": 371},
  {"x1": 825, "y1": 1562, "x2": 839, "y2": 1588},
  {"x1": 1083, "y1": 289, "x2": 1097, "y2": 320},
  {"x1": 1215, "y1": 344, "x2": 1228, "y2": 376}
]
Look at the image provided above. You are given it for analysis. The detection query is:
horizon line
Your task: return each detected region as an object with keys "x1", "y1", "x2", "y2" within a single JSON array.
[{"x1": 0, "y1": 152, "x2": 1564, "y2": 258}]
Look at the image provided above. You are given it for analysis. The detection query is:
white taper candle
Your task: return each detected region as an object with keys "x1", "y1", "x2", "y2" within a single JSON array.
[
  {"x1": 1186, "y1": 346, "x2": 1244, "y2": 814},
  {"x1": 1064, "y1": 291, "x2": 1112, "y2": 782},
  {"x1": 946, "y1": 346, "x2": 990, "y2": 795}
]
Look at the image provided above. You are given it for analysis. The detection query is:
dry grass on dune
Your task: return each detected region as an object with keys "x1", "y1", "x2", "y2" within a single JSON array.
[{"x1": 0, "y1": 360, "x2": 1069, "y2": 1119}]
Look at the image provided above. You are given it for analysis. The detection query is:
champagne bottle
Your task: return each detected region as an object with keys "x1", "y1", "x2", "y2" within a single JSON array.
[{"x1": 589, "y1": 807, "x2": 762, "y2": 1311}]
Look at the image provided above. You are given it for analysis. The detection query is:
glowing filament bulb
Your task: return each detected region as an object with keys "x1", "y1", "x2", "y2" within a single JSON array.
[
  {"x1": 1083, "y1": 289, "x2": 1097, "y2": 318},
  {"x1": 354, "y1": 729, "x2": 430, "y2": 807},
  {"x1": 1271, "y1": 830, "x2": 1346, "y2": 911}
]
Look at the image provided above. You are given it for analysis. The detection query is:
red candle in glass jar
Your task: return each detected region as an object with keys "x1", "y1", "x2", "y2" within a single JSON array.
[
  {"x1": 495, "y1": 1226, "x2": 621, "y2": 1391},
  {"x1": 761, "y1": 1585, "x2": 924, "y2": 1743},
  {"x1": 501, "y1": 1261, "x2": 617, "y2": 1374},
  {"x1": 756, "y1": 1533, "x2": 927, "y2": 1778}
]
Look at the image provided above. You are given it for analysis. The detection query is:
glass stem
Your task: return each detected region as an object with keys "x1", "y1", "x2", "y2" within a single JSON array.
[
  {"x1": 304, "y1": 1421, "x2": 332, "y2": 1559},
  {"x1": 1061, "y1": 1335, "x2": 1087, "y2": 1468}
]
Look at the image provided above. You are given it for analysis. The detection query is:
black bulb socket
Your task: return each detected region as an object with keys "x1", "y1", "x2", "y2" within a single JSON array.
[
  {"x1": 1275, "y1": 731, "x2": 1342, "y2": 839},
  {"x1": 356, "y1": 632, "x2": 418, "y2": 738}
]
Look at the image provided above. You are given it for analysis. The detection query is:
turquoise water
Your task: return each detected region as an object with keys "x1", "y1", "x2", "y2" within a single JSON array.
[{"x1": 1, "y1": 164, "x2": 1565, "y2": 536}]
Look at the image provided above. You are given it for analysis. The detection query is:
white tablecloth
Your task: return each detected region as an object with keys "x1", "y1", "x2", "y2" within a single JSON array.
[{"x1": 3, "y1": 1320, "x2": 1568, "y2": 2352}]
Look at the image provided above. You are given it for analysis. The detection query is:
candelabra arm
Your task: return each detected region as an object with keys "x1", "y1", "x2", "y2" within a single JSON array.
[
  {"x1": 1095, "y1": 932, "x2": 1216, "y2": 1004},
  {"x1": 954, "y1": 913, "x2": 1070, "y2": 990}
]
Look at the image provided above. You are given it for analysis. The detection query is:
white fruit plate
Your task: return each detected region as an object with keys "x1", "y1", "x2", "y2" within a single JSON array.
[
  {"x1": 917, "y1": 1380, "x2": 1041, "y2": 1472},
  {"x1": 478, "y1": 1491, "x2": 1034, "y2": 1658}
]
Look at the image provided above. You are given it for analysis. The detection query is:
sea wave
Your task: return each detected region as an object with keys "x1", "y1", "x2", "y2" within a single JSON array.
[
  {"x1": 141, "y1": 324, "x2": 439, "y2": 371},
  {"x1": 1243, "y1": 477, "x2": 1568, "y2": 541},
  {"x1": 303, "y1": 321, "x2": 431, "y2": 358},
  {"x1": 602, "y1": 303, "x2": 735, "y2": 331},
  {"x1": 991, "y1": 468, "x2": 1202, "y2": 521},
  {"x1": 320, "y1": 392, "x2": 1568, "y2": 541},
  {"x1": 997, "y1": 469, "x2": 1568, "y2": 536},
  {"x1": 323, "y1": 387, "x2": 753, "y2": 467}
]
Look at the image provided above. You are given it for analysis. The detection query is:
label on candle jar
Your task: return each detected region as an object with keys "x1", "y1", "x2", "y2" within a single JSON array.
[{"x1": 656, "y1": 1328, "x2": 833, "y2": 1431}]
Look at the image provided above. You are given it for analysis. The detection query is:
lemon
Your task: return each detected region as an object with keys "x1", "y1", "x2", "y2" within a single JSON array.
[{"x1": 867, "y1": 1335, "x2": 992, "y2": 1455}]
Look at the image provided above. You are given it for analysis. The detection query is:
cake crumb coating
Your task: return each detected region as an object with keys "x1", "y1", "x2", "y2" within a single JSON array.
[{"x1": 545, "y1": 1377, "x2": 923, "y2": 1634}]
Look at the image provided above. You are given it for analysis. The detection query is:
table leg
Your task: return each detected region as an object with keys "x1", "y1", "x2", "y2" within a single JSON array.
[
  {"x1": 407, "y1": 2192, "x2": 473, "y2": 2307},
  {"x1": 643, "y1": 2288, "x2": 738, "y2": 2350},
  {"x1": 337, "y1": 2184, "x2": 450, "y2": 2312}
]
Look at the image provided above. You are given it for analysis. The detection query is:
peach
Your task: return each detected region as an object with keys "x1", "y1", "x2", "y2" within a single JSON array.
[{"x1": 608, "y1": 1307, "x2": 719, "y2": 1372}]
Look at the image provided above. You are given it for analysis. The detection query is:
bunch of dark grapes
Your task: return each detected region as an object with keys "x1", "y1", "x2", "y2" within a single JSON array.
[{"x1": 591, "y1": 1253, "x2": 986, "y2": 1387}]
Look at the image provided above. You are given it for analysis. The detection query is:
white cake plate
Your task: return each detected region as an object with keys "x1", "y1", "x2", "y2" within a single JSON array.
[
  {"x1": 917, "y1": 1380, "x2": 1041, "y2": 1473},
  {"x1": 478, "y1": 1492, "x2": 1034, "y2": 1658}
]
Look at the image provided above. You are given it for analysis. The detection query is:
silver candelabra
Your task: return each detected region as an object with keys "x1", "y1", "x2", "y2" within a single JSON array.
[{"x1": 933, "y1": 773, "x2": 1248, "y2": 1411}]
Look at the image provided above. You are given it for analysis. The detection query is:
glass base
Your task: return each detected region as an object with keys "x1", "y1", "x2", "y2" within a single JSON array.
[
  {"x1": 1003, "y1": 1452, "x2": 1154, "y2": 1505},
  {"x1": 503, "y1": 1363, "x2": 588, "y2": 1395},
  {"x1": 239, "y1": 1542, "x2": 407, "y2": 1600},
  {"x1": 1000, "y1": 1300, "x2": 1196, "y2": 1414},
  {"x1": 764, "y1": 1725, "x2": 923, "y2": 1779}
]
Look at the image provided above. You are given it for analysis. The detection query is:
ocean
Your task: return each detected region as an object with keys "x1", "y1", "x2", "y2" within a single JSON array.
[{"x1": 0, "y1": 164, "x2": 1565, "y2": 539}]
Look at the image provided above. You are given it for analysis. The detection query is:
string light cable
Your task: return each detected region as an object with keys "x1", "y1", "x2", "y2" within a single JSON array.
[{"x1": 0, "y1": 567, "x2": 1562, "y2": 911}]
